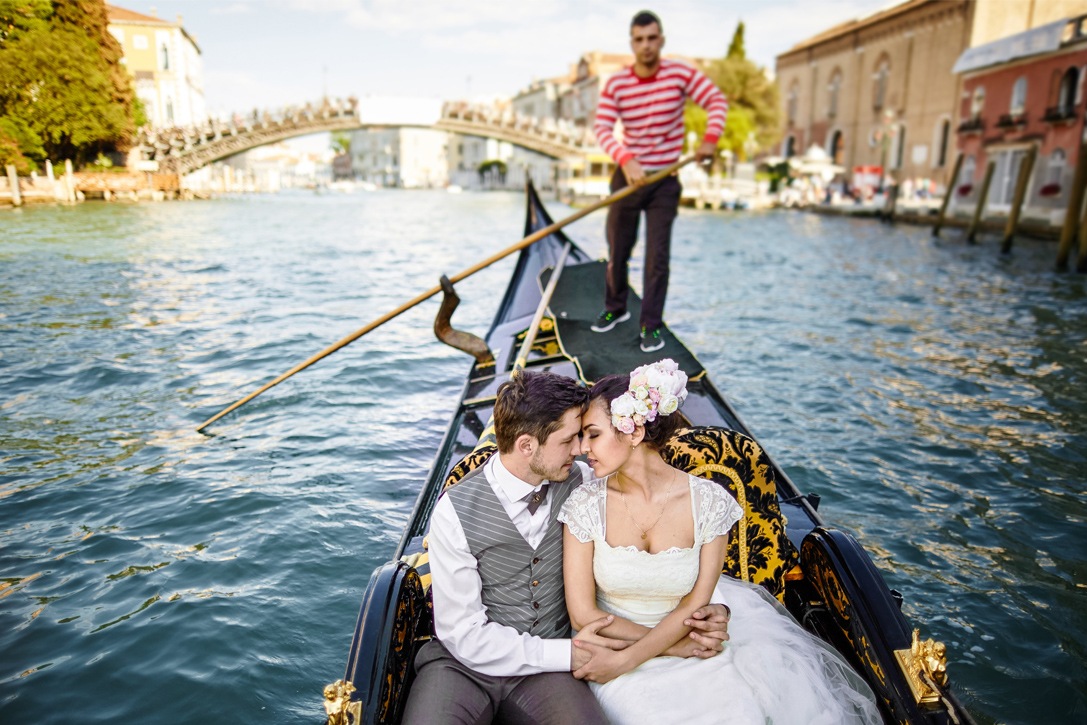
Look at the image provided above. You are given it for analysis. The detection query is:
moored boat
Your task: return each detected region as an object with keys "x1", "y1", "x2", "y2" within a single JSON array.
[{"x1": 323, "y1": 183, "x2": 975, "y2": 725}]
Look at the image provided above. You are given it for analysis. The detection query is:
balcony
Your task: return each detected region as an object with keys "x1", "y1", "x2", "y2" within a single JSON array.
[
  {"x1": 957, "y1": 116, "x2": 984, "y2": 134},
  {"x1": 996, "y1": 112, "x2": 1027, "y2": 129},
  {"x1": 1043, "y1": 106, "x2": 1077, "y2": 124}
]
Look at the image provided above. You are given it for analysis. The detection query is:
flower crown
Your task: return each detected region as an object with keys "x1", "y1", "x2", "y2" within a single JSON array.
[{"x1": 610, "y1": 358, "x2": 689, "y2": 435}]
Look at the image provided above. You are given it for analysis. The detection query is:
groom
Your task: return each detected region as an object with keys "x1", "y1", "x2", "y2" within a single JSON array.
[{"x1": 402, "y1": 370, "x2": 731, "y2": 724}]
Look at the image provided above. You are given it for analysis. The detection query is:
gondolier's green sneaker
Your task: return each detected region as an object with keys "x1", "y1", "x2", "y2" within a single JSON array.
[
  {"x1": 640, "y1": 326, "x2": 665, "y2": 353},
  {"x1": 591, "y1": 309, "x2": 631, "y2": 332}
]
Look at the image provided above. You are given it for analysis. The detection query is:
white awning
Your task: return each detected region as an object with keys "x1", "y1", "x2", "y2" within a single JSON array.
[{"x1": 952, "y1": 18, "x2": 1070, "y2": 75}]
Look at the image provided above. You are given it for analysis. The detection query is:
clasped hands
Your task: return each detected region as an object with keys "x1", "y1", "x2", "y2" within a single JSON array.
[{"x1": 570, "y1": 603, "x2": 731, "y2": 684}]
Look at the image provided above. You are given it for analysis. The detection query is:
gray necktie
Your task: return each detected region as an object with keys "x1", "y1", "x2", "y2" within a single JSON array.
[{"x1": 526, "y1": 484, "x2": 549, "y2": 515}]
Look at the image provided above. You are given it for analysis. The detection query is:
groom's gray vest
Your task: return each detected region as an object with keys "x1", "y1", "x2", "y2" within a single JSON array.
[{"x1": 445, "y1": 461, "x2": 582, "y2": 639}]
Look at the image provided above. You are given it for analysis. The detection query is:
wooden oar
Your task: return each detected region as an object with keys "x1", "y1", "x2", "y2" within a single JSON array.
[{"x1": 196, "y1": 156, "x2": 695, "y2": 432}]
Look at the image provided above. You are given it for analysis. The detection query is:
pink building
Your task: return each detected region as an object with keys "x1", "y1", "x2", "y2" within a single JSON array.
[{"x1": 951, "y1": 15, "x2": 1087, "y2": 226}]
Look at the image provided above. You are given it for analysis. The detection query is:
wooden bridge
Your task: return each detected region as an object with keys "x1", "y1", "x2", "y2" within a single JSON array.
[{"x1": 135, "y1": 97, "x2": 600, "y2": 176}]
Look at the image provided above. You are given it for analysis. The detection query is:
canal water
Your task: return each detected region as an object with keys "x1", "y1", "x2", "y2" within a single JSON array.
[{"x1": 1, "y1": 191, "x2": 1084, "y2": 724}]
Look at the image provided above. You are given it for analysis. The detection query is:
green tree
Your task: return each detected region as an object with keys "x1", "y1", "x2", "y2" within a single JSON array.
[
  {"x1": 0, "y1": 0, "x2": 52, "y2": 46},
  {"x1": 330, "y1": 131, "x2": 351, "y2": 155},
  {"x1": 684, "y1": 21, "x2": 780, "y2": 162},
  {"x1": 0, "y1": 0, "x2": 136, "y2": 167},
  {"x1": 726, "y1": 21, "x2": 745, "y2": 60}
]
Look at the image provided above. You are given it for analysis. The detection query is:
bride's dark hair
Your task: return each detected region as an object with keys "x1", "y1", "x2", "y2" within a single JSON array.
[{"x1": 589, "y1": 374, "x2": 683, "y2": 450}]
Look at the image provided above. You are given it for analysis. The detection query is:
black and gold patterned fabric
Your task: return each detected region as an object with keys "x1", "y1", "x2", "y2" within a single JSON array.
[
  {"x1": 443, "y1": 442, "x2": 498, "y2": 490},
  {"x1": 662, "y1": 426, "x2": 800, "y2": 602}
]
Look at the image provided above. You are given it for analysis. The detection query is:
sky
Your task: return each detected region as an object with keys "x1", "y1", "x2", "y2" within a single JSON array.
[{"x1": 114, "y1": 0, "x2": 900, "y2": 115}]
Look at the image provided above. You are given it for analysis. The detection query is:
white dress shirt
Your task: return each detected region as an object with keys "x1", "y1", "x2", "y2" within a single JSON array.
[{"x1": 427, "y1": 455, "x2": 592, "y2": 676}]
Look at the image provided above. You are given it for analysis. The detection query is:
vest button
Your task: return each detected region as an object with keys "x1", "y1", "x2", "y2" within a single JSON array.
[
  {"x1": 532, "y1": 557, "x2": 540, "y2": 564},
  {"x1": 532, "y1": 601, "x2": 540, "y2": 609},
  {"x1": 531, "y1": 579, "x2": 540, "y2": 587},
  {"x1": 532, "y1": 620, "x2": 540, "y2": 627}
]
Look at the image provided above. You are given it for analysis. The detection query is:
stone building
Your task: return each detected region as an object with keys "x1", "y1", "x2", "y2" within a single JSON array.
[
  {"x1": 774, "y1": 0, "x2": 1087, "y2": 194},
  {"x1": 106, "y1": 4, "x2": 206, "y2": 129},
  {"x1": 949, "y1": 15, "x2": 1087, "y2": 226}
]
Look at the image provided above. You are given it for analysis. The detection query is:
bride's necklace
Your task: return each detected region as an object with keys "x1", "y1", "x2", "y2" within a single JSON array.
[{"x1": 616, "y1": 469, "x2": 679, "y2": 541}]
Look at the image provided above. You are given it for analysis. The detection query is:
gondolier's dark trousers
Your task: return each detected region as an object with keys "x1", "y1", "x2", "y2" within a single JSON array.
[
  {"x1": 605, "y1": 168, "x2": 682, "y2": 332},
  {"x1": 402, "y1": 640, "x2": 607, "y2": 725}
]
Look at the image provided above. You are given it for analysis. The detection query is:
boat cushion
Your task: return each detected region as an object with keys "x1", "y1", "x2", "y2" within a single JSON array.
[
  {"x1": 662, "y1": 426, "x2": 800, "y2": 602},
  {"x1": 443, "y1": 443, "x2": 499, "y2": 490}
]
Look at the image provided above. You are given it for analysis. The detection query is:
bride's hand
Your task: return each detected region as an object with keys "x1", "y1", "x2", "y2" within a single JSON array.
[
  {"x1": 572, "y1": 641, "x2": 634, "y2": 684},
  {"x1": 574, "y1": 614, "x2": 631, "y2": 652},
  {"x1": 684, "y1": 603, "x2": 731, "y2": 650}
]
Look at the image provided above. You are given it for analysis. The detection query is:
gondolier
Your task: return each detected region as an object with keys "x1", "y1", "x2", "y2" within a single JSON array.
[{"x1": 591, "y1": 10, "x2": 727, "y2": 353}]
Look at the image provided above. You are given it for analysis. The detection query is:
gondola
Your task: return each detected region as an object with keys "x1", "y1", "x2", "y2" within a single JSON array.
[{"x1": 323, "y1": 182, "x2": 976, "y2": 725}]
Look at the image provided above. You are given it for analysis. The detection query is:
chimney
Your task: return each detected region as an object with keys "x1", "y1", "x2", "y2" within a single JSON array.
[
  {"x1": 150, "y1": 6, "x2": 157, "y2": 17},
  {"x1": 177, "y1": 14, "x2": 183, "y2": 26}
]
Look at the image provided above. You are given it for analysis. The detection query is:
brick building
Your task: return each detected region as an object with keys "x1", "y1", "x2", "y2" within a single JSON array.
[
  {"x1": 949, "y1": 15, "x2": 1087, "y2": 226},
  {"x1": 775, "y1": 0, "x2": 1087, "y2": 194}
]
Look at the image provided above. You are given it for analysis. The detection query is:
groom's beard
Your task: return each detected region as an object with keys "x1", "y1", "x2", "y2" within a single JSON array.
[{"x1": 529, "y1": 453, "x2": 573, "y2": 482}]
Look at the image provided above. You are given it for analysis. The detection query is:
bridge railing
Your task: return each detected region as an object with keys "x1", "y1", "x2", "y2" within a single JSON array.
[
  {"x1": 136, "y1": 96, "x2": 359, "y2": 159},
  {"x1": 440, "y1": 101, "x2": 599, "y2": 151}
]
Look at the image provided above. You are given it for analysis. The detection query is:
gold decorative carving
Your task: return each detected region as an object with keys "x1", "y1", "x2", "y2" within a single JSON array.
[
  {"x1": 323, "y1": 679, "x2": 362, "y2": 725},
  {"x1": 894, "y1": 629, "x2": 949, "y2": 707}
]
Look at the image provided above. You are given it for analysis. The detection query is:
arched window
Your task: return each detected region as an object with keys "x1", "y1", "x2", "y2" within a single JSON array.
[
  {"x1": 1058, "y1": 67, "x2": 1079, "y2": 113},
  {"x1": 829, "y1": 129, "x2": 843, "y2": 164},
  {"x1": 787, "y1": 82, "x2": 799, "y2": 126},
  {"x1": 165, "y1": 98, "x2": 174, "y2": 124},
  {"x1": 1010, "y1": 77, "x2": 1028, "y2": 115},
  {"x1": 828, "y1": 70, "x2": 842, "y2": 119},
  {"x1": 873, "y1": 57, "x2": 890, "y2": 111},
  {"x1": 934, "y1": 118, "x2": 950, "y2": 167},
  {"x1": 160, "y1": 43, "x2": 170, "y2": 70},
  {"x1": 971, "y1": 86, "x2": 986, "y2": 118},
  {"x1": 784, "y1": 135, "x2": 796, "y2": 158}
]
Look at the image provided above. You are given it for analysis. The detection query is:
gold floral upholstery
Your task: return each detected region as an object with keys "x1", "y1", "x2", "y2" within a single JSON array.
[
  {"x1": 443, "y1": 442, "x2": 498, "y2": 490},
  {"x1": 662, "y1": 427, "x2": 800, "y2": 602}
]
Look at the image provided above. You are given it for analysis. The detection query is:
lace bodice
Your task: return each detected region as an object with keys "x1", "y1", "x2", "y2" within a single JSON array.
[{"x1": 558, "y1": 475, "x2": 742, "y2": 627}]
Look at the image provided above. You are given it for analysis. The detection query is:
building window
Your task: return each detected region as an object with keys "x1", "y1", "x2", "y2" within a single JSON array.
[
  {"x1": 784, "y1": 135, "x2": 796, "y2": 158},
  {"x1": 1058, "y1": 67, "x2": 1079, "y2": 113},
  {"x1": 828, "y1": 70, "x2": 842, "y2": 119},
  {"x1": 787, "y1": 83, "x2": 799, "y2": 126},
  {"x1": 992, "y1": 148, "x2": 1029, "y2": 207},
  {"x1": 829, "y1": 129, "x2": 843, "y2": 164},
  {"x1": 1010, "y1": 77, "x2": 1028, "y2": 115},
  {"x1": 1047, "y1": 149, "x2": 1067, "y2": 188},
  {"x1": 935, "y1": 118, "x2": 950, "y2": 167},
  {"x1": 873, "y1": 58, "x2": 890, "y2": 111},
  {"x1": 892, "y1": 125, "x2": 906, "y2": 170},
  {"x1": 970, "y1": 86, "x2": 986, "y2": 118},
  {"x1": 165, "y1": 98, "x2": 174, "y2": 124},
  {"x1": 959, "y1": 154, "x2": 976, "y2": 192},
  {"x1": 160, "y1": 44, "x2": 170, "y2": 71}
]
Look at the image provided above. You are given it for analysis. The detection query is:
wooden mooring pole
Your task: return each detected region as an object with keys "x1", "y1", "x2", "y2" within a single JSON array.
[
  {"x1": 966, "y1": 161, "x2": 996, "y2": 244},
  {"x1": 1077, "y1": 198, "x2": 1087, "y2": 272},
  {"x1": 933, "y1": 153, "x2": 964, "y2": 237},
  {"x1": 6, "y1": 164, "x2": 21, "y2": 206},
  {"x1": 1056, "y1": 139, "x2": 1087, "y2": 270},
  {"x1": 1001, "y1": 146, "x2": 1037, "y2": 254}
]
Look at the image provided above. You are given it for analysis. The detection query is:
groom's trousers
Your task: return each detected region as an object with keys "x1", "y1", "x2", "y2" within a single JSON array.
[{"x1": 401, "y1": 640, "x2": 608, "y2": 725}]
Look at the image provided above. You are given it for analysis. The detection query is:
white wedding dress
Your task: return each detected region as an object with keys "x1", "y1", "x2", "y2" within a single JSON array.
[{"x1": 558, "y1": 475, "x2": 882, "y2": 725}]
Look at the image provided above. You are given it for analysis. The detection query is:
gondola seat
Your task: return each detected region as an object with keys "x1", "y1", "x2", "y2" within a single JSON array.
[{"x1": 661, "y1": 426, "x2": 801, "y2": 602}]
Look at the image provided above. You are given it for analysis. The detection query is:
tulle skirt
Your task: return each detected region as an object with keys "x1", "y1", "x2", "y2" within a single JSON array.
[{"x1": 590, "y1": 576, "x2": 883, "y2": 725}]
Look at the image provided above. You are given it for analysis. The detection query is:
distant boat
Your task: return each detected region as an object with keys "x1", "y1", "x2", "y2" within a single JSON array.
[
  {"x1": 328, "y1": 180, "x2": 356, "y2": 193},
  {"x1": 446, "y1": 184, "x2": 463, "y2": 194}
]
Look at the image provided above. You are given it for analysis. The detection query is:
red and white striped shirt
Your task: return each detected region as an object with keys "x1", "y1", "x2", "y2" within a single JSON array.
[{"x1": 594, "y1": 59, "x2": 728, "y2": 171}]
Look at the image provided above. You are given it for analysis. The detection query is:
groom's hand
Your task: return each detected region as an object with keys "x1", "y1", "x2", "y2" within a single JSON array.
[
  {"x1": 681, "y1": 603, "x2": 731, "y2": 656},
  {"x1": 572, "y1": 641, "x2": 632, "y2": 684},
  {"x1": 571, "y1": 615, "x2": 618, "y2": 670}
]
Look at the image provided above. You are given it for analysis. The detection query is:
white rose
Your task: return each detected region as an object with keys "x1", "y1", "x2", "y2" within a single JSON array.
[
  {"x1": 611, "y1": 394, "x2": 636, "y2": 417},
  {"x1": 644, "y1": 365, "x2": 667, "y2": 390},
  {"x1": 632, "y1": 397, "x2": 650, "y2": 416},
  {"x1": 658, "y1": 394, "x2": 679, "y2": 415}
]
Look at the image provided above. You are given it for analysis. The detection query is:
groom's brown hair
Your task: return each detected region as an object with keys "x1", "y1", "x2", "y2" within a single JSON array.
[{"x1": 493, "y1": 371, "x2": 588, "y2": 453}]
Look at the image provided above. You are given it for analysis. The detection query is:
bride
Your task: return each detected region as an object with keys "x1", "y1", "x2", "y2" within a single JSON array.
[{"x1": 557, "y1": 359, "x2": 882, "y2": 725}]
